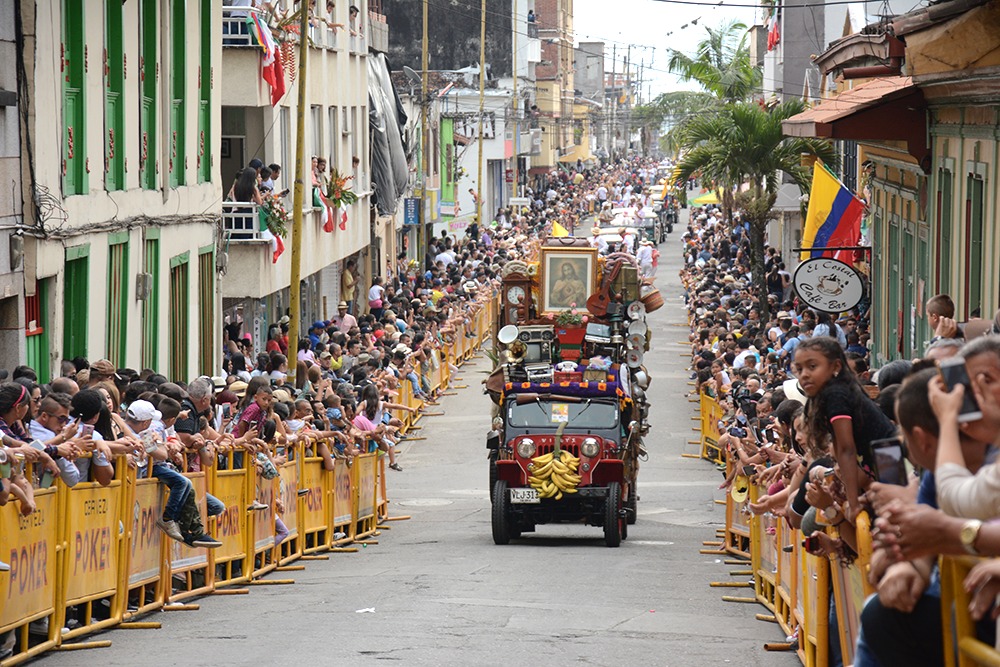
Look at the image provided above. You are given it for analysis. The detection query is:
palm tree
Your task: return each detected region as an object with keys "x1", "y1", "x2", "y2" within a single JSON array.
[
  {"x1": 673, "y1": 100, "x2": 837, "y2": 319},
  {"x1": 667, "y1": 20, "x2": 762, "y2": 104}
]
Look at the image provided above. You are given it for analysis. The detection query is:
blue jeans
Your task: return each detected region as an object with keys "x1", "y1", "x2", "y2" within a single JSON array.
[
  {"x1": 406, "y1": 372, "x2": 425, "y2": 397},
  {"x1": 206, "y1": 493, "x2": 224, "y2": 518},
  {"x1": 152, "y1": 463, "x2": 192, "y2": 522}
]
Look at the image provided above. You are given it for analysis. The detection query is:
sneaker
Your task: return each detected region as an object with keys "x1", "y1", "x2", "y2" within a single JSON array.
[
  {"x1": 388, "y1": 462, "x2": 403, "y2": 471},
  {"x1": 297, "y1": 488, "x2": 309, "y2": 497},
  {"x1": 333, "y1": 532, "x2": 347, "y2": 540},
  {"x1": 190, "y1": 534, "x2": 223, "y2": 549},
  {"x1": 248, "y1": 501, "x2": 268, "y2": 511},
  {"x1": 0, "y1": 560, "x2": 9, "y2": 572},
  {"x1": 156, "y1": 518, "x2": 184, "y2": 542},
  {"x1": 28, "y1": 619, "x2": 48, "y2": 636}
]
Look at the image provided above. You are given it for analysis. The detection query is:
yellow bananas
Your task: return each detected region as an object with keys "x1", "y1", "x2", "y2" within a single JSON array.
[{"x1": 528, "y1": 450, "x2": 581, "y2": 499}]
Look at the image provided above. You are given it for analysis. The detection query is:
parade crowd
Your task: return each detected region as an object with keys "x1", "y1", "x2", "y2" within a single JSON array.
[
  {"x1": 683, "y1": 203, "x2": 1000, "y2": 665},
  {"x1": 0, "y1": 154, "x2": 666, "y2": 656}
]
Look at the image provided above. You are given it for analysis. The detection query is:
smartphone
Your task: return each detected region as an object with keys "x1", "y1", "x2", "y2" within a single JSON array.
[
  {"x1": 222, "y1": 404, "x2": 232, "y2": 419},
  {"x1": 939, "y1": 357, "x2": 983, "y2": 423},
  {"x1": 81, "y1": 424, "x2": 95, "y2": 437},
  {"x1": 803, "y1": 535, "x2": 819, "y2": 553},
  {"x1": 39, "y1": 470, "x2": 55, "y2": 489},
  {"x1": 742, "y1": 465, "x2": 756, "y2": 477},
  {"x1": 871, "y1": 436, "x2": 909, "y2": 486}
]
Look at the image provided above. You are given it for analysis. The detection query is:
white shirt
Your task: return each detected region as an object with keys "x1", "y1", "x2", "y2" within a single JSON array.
[
  {"x1": 590, "y1": 235, "x2": 609, "y2": 254},
  {"x1": 636, "y1": 245, "x2": 653, "y2": 266},
  {"x1": 435, "y1": 251, "x2": 455, "y2": 266},
  {"x1": 368, "y1": 284, "x2": 385, "y2": 302},
  {"x1": 621, "y1": 234, "x2": 635, "y2": 254},
  {"x1": 733, "y1": 349, "x2": 755, "y2": 370},
  {"x1": 596, "y1": 186, "x2": 608, "y2": 201}
]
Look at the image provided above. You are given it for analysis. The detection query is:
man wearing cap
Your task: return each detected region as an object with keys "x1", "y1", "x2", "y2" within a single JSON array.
[
  {"x1": 88, "y1": 359, "x2": 119, "y2": 387},
  {"x1": 331, "y1": 301, "x2": 358, "y2": 334},
  {"x1": 125, "y1": 400, "x2": 222, "y2": 548},
  {"x1": 308, "y1": 321, "x2": 328, "y2": 347}
]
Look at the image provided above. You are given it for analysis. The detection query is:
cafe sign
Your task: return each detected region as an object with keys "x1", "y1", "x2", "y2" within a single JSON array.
[{"x1": 792, "y1": 257, "x2": 864, "y2": 313}]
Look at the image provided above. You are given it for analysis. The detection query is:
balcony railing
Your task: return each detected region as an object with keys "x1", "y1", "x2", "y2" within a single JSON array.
[
  {"x1": 222, "y1": 6, "x2": 260, "y2": 47},
  {"x1": 222, "y1": 201, "x2": 266, "y2": 241},
  {"x1": 527, "y1": 23, "x2": 539, "y2": 39}
]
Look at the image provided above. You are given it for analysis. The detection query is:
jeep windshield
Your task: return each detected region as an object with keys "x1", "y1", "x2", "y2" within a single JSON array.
[{"x1": 506, "y1": 398, "x2": 619, "y2": 430}]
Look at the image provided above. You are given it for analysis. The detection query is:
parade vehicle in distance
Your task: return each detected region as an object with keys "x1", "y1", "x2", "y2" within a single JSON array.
[{"x1": 485, "y1": 245, "x2": 658, "y2": 547}]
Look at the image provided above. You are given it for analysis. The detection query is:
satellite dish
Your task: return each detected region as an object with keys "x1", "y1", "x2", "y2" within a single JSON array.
[
  {"x1": 498, "y1": 325, "x2": 519, "y2": 345},
  {"x1": 403, "y1": 66, "x2": 422, "y2": 86},
  {"x1": 626, "y1": 349, "x2": 644, "y2": 369}
]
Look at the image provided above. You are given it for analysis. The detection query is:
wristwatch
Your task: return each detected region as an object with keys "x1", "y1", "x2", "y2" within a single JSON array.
[{"x1": 960, "y1": 519, "x2": 983, "y2": 556}]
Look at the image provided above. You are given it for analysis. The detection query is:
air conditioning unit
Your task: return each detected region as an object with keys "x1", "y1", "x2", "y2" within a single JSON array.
[{"x1": 135, "y1": 272, "x2": 153, "y2": 301}]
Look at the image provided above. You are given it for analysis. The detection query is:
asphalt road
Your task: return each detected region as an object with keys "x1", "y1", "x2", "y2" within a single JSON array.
[{"x1": 42, "y1": 217, "x2": 799, "y2": 666}]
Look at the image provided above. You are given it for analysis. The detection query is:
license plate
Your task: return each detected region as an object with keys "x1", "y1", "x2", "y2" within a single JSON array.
[{"x1": 509, "y1": 488, "x2": 540, "y2": 504}]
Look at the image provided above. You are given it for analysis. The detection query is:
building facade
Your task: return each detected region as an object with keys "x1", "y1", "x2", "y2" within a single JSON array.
[
  {"x1": 19, "y1": 0, "x2": 222, "y2": 381},
  {"x1": 219, "y1": 2, "x2": 381, "y2": 350},
  {"x1": 0, "y1": 0, "x2": 25, "y2": 373}
]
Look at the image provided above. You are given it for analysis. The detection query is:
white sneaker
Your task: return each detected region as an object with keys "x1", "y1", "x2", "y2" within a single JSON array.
[
  {"x1": 0, "y1": 560, "x2": 9, "y2": 572},
  {"x1": 156, "y1": 518, "x2": 183, "y2": 542}
]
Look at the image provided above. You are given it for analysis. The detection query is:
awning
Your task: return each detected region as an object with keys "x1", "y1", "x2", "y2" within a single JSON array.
[
  {"x1": 782, "y1": 76, "x2": 929, "y2": 169},
  {"x1": 691, "y1": 191, "x2": 720, "y2": 205}
]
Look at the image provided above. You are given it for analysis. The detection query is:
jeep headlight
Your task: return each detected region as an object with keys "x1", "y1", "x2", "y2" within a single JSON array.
[
  {"x1": 581, "y1": 437, "x2": 601, "y2": 458},
  {"x1": 516, "y1": 438, "x2": 536, "y2": 458}
]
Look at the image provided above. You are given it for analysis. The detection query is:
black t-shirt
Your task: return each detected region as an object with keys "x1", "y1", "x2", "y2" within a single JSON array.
[
  {"x1": 819, "y1": 382, "x2": 896, "y2": 476},
  {"x1": 792, "y1": 456, "x2": 835, "y2": 517},
  {"x1": 173, "y1": 398, "x2": 205, "y2": 436}
]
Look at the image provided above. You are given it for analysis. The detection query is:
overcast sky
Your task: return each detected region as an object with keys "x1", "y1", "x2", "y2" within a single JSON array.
[{"x1": 573, "y1": 0, "x2": 760, "y2": 100}]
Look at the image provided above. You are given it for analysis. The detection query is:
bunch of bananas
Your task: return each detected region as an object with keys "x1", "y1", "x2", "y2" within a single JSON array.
[{"x1": 528, "y1": 450, "x2": 581, "y2": 500}]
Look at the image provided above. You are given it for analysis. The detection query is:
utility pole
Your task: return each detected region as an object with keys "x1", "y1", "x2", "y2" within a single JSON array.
[
  {"x1": 624, "y1": 44, "x2": 630, "y2": 157},
  {"x1": 511, "y1": 0, "x2": 518, "y2": 200},
  {"x1": 420, "y1": 0, "x2": 429, "y2": 267},
  {"x1": 287, "y1": 0, "x2": 310, "y2": 382},
  {"x1": 610, "y1": 43, "x2": 616, "y2": 160},
  {"x1": 476, "y1": 0, "x2": 486, "y2": 229}
]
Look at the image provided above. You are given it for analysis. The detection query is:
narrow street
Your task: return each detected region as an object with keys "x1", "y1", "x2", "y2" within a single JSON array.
[{"x1": 42, "y1": 225, "x2": 797, "y2": 666}]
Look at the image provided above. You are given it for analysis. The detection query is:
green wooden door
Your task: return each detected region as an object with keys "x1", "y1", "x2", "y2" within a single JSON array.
[
  {"x1": 105, "y1": 0, "x2": 125, "y2": 190},
  {"x1": 63, "y1": 252, "x2": 90, "y2": 360},
  {"x1": 25, "y1": 279, "x2": 50, "y2": 382},
  {"x1": 62, "y1": 0, "x2": 87, "y2": 195},
  {"x1": 169, "y1": 255, "x2": 190, "y2": 381},
  {"x1": 967, "y1": 174, "x2": 985, "y2": 318},
  {"x1": 106, "y1": 238, "x2": 129, "y2": 366},
  {"x1": 142, "y1": 238, "x2": 160, "y2": 370}
]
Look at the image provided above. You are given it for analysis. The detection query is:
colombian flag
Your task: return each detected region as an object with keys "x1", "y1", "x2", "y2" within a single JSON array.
[{"x1": 800, "y1": 161, "x2": 864, "y2": 262}]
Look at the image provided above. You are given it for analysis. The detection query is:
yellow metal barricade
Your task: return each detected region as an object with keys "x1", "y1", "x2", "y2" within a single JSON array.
[
  {"x1": 248, "y1": 467, "x2": 277, "y2": 579},
  {"x1": 774, "y1": 519, "x2": 798, "y2": 637},
  {"x1": 212, "y1": 450, "x2": 251, "y2": 587},
  {"x1": 330, "y1": 458, "x2": 355, "y2": 546},
  {"x1": 375, "y1": 457, "x2": 388, "y2": 522},
  {"x1": 941, "y1": 555, "x2": 1000, "y2": 667},
  {"x1": 165, "y1": 470, "x2": 215, "y2": 602},
  {"x1": 830, "y1": 514, "x2": 875, "y2": 666},
  {"x1": 0, "y1": 463, "x2": 60, "y2": 666},
  {"x1": 723, "y1": 460, "x2": 751, "y2": 559},
  {"x1": 57, "y1": 456, "x2": 127, "y2": 642},
  {"x1": 120, "y1": 465, "x2": 165, "y2": 618},
  {"x1": 798, "y1": 547, "x2": 830, "y2": 667},
  {"x1": 352, "y1": 453, "x2": 378, "y2": 540},
  {"x1": 751, "y1": 484, "x2": 779, "y2": 614},
  {"x1": 699, "y1": 393, "x2": 724, "y2": 465},
  {"x1": 299, "y1": 449, "x2": 332, "y2": 554},
  {"x1": 276, "y1": 446, "x2": 302, "y2": 566}
]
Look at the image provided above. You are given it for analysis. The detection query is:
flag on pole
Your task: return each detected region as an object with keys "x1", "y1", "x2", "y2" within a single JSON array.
[
  {"x1": 800, "y1": 161, "x2": 864, "y2": 263},
  {"x1": 551, "y1": 220, "x2": 570, "y2": 237}
]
